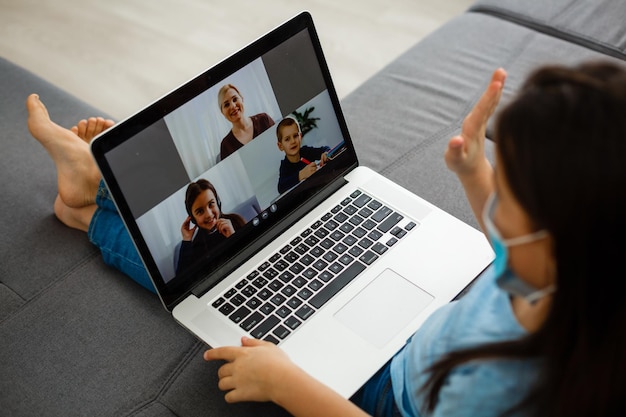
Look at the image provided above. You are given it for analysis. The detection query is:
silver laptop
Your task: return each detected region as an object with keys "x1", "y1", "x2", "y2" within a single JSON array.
[{"x1": 91, "y1": 12, "x2": 493, "y2": 398}]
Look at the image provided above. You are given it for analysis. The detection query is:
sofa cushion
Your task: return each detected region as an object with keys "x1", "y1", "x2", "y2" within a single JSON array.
[{"x1": 470, "y1": 0, "x2": 626, "y2": 59}]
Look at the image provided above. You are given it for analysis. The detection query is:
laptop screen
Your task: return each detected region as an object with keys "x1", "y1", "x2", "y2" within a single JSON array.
[{"x1": 92, "y1": 12, "x2": 357, "y2": 309}]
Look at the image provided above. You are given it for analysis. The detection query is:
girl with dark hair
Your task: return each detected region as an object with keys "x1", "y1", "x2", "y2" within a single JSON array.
[
  {"x1": 176, "y1": 179, "x2": 245, "y2": 274},
  {"x1": 203, "y1": 62, "x2": 626, "y2": 417}
]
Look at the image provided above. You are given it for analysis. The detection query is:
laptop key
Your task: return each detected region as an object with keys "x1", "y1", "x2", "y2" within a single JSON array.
[
  {"x1": 285, "y1": 315, "x2": 302, "y2": 330},
  {"x1": 260, "y1": 302, "x2": 276, "y2": 315},
  {"x1": 218, "y1": 302, "x2": 235, "y2": 315},
  {"x1": 300, "y1": 254, "x2": 315, "y2": 266},
  {"x1": 240, "y1": 311, "x2": 264, "y2": 332},
  {"x1": 359, "y1": 250, "x2": 379, "y2": 265},
  {"x1": 292, "y1": 277, "x2": 307, "y2": 288},
  {"x1": 372, "y1": 242, "x2": 388, "y2": 255},
  {"x1": 295, "y1": 304, "x2": 315, "y2": 320},
  {"x1": 352, "y1": 193, "x2": 372, "y2": 208},
  {"x1": 304, "y1": 235, "x2": 320, "y2": 247},
  {"x1": 368, "y1": 230, "x2": 383, "y2": 241},
  {"x1": 212, "y1": 297, "x2": 226, "y2": 308},
  {"x1": 250, "y1": 315, "x2": 280, "y2": 339},
  {"x1": 349, "y1": 214, "x2": 364, "y2": 226},
  {"x1": 309, "y1": 261, "x2": 366, "y2": 309},
  {"x1": 242, "y1": 285, "x2": 257, "y2": 298},
  {"x1": 358, "y1": 207, "x2": 373, "y2": 218},
  {"x1": 297, "y1": 288, "x2": 313, "y2": 300},
  {"x1": 287, "y1": 297, "x2": 303, "y2": 309},
  {"x1": 362, "y1": 219, "x2": 377, "y2": 230},
  {"x1": 270, "y1": 294, "x2": 286, "y2": 306},
  {"x1": 264, "y1": 334, "x2": 280, "y2": 345},
  {"x1": 273, "y1": 325, "x2": 291, "y2": 340},
  {"x1": 323, "y1": 251, "x2": 338, "y2": 263},
  {"x1": 310, "y1": 246, "x2": 325, "y2": 258},
  {"x1": 289, "y1": 262, "x2": 305, "y2": 274},
  {"x1": 253, "y1": 277, "x2": 268, "y2": 288},
  {"x1": 246, "y1": 297, "x2": 262, "y2": 309},
  {"x1": 231, "y1": 294, "x2": 245, "y2": 306},
  {"x1": 269, "y1": 280, "x2": 284, "y2": 291},
  {"x1": 329, "y1": 262, "x2": 344, "y2": 274},
  {"x1": 378, "y1": 212, "x2": 404, "y2": 233},
  {"x1": 257, "y1": 288, "x2": 273, "y2": 300},
  {"x1": 276, "y1": 305, "x2": 291, "y2": 318},
  {"x1": 229, "y1": 306, "x2": 252, "y2": 324},
  {"x1": 318, "y1": 271, "x2": 334, "y2": 282},
  {"x1": 281, "y1": 285, "x2": 297, "y2": 297},
  {"x1": 349, "y1": 246, "x2": 364, "y2": 257},
  {"x1": 367, "y1": 200, "x2": 383, "y2": 210},
  {"x1": 308, "y1": 279, "x2": 323, "y2": 291},
  {"x1": 338, "y1": 254, "x2": 354, "y2": 265},
  {"x1": 314, "y1": 228, "x2": 329, "y2": 239},
  {"x1": 279, "y1": 271, "x2": 294, "y2": 283},
  {"x1": 284, "y1": 251, "x2": 299, "y2": 262}
]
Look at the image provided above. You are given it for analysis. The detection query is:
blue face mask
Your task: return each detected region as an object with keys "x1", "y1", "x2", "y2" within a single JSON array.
[{"x1": 482, "y1": 193, "x2": 555, "y2": 304}]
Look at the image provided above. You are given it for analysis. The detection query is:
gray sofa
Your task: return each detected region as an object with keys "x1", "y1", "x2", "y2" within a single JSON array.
[{"x1": 2, "y1": 1, "x2": 625, "y2": 416}]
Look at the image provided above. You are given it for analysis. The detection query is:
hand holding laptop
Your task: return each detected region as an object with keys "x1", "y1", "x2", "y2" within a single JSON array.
[{"x1": 205, "y1": 336, "x2": 366, "y2": 416}]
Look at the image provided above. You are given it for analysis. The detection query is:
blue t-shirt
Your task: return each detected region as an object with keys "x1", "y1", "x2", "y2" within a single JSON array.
[{"x1": 390, "y1": 266, "x2": 539, "y2": 417}]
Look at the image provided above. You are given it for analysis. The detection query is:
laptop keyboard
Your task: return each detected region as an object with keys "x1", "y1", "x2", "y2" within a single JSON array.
[{"x1": 210, "y1": 190, "x2": 417, "y2": 344}]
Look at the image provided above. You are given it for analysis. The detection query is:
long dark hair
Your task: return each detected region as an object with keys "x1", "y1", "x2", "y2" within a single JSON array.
[
  {"x1": 185, "y1": 179, "x2": 245, "y2": 230},
  {"x1": 423, "y1": 62, "x2": 626, "y2": 416}
]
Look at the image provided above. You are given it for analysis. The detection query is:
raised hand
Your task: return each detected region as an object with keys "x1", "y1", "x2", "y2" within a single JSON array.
[{"x1": 445, "y1": 68, "x2": 507, "y2": 178}]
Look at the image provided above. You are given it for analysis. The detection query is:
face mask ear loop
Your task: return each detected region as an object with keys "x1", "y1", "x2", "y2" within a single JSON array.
[
  {"x1": 501, "y1": 230, "x2": 549, "y2": 247},
  {"x1": 525, "y1": 284, "x2": 557, "y2": 305}
]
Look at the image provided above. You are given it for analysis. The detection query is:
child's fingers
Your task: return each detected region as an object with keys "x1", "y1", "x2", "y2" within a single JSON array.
[
  {"x1": 241, "y1": 336, "x2": 270, "y2": 347},
  {"x1": 445, "y1": 135, "x2": 466, "y2": 166},
  {"x1": 204, "y1": 345, "x2": 241, "y2": 362},
  {"x1": 461, "y1": 68, "x2": 506, "y2": 141}
]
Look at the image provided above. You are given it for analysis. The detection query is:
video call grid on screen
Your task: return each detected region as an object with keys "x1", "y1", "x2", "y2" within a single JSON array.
[{"x1": 105, "y1": 28, "x2": 347, "y2": 283}]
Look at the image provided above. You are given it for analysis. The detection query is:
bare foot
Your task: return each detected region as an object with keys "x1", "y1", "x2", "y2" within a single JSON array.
[
  {"x1": 53, "y1": 195, "x2": 96, "y2": 232},
  {"x1": 71, "y1": 117, "x2": 115, "y2": 143},
  {"x1": 26, "y1": 94, "x2": 101, "y2": 208}
]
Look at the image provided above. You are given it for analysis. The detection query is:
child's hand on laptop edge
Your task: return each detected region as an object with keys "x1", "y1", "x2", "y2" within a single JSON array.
[
  {"x1": 204, "y1": 337, "x2": 297, "y2": 403},
  {"x1": 204, "y1": 337, "x2": 369, "y2": 416}
]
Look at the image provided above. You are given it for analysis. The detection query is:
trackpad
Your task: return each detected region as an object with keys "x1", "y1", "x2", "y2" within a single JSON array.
[{"x1": 334, "y1": 269, "x2": 434, "y2": 349}]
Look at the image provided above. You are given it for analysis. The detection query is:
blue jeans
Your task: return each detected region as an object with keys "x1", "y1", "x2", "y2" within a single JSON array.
[
  {"x1": 351, "y1": 360, "x2": 403, "y2": 417},
  {"x1": 87, "y1": 181, "x2": 156, "y2": 293}
]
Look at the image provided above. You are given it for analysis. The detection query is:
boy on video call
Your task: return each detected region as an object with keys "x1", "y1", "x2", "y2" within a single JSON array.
[{"x1": 276, "y1": 117, "x2": 330, "y2": 194}]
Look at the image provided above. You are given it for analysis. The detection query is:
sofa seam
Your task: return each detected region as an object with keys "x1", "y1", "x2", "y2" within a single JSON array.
[
  {"x1": 0, "y1": 249, "x2": 100, "y2": 325},
  {"x1": 122, "y1": 340, "x2": 205, "y2": 417},
  {"x1": 468, "y1": 6, "x2": 626, "y2": 61}
]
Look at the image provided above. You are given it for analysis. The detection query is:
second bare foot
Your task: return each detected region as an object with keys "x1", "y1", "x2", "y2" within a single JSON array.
[
  {"x1": 26, "y1": 94, "x2": 102, "y2": 208},
  {"x1": 71, "y1": 117, "x2": 115, "y2": 143}
]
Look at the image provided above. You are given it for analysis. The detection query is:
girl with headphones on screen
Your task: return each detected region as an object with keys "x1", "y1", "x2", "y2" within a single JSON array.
[{"x1": 176, "y1": 179, "x2": 245, "y2": 274}]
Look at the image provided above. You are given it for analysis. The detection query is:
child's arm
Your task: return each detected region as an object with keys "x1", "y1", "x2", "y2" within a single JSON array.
[
  {"x1": 445, "y1": 68, "x2": 507, "y2": 233},
  {"x1": 204, "y1": 337, "x2": 369, "y2": 417}
]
